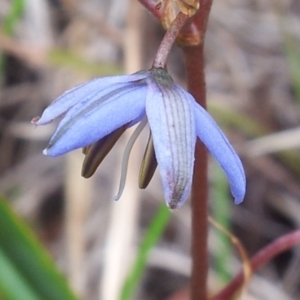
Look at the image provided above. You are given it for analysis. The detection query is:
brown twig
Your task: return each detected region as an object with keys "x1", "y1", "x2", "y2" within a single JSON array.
[
  {"x1": 140, "y1": 0, "x2": 213, "y2": 298},
  {"x1": 212, "y1": 229, "x2": 300, "y2": 300},
  {"x1": 181, "y1": 1, "x2": 213, "y2": 299}
]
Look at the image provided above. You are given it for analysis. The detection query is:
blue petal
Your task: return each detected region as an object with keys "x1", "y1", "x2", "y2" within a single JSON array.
[
  {"x1": 36, "y1": 73, "x2": 148, "y2": 125},
  {"x1": 45, "y1": 84, "x2": 147, "y2": 156},
  {"x1": 146, "y1": 79, "x2": 196, "y2": 209},
  {"x1": 192, "y1": 101, "x2": 246, "y2": 204}
]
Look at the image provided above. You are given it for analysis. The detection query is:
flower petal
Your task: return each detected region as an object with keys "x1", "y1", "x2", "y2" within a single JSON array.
[
  {"x1": 146, "y1": 73, "x2": 196, "y2": 209},
  {"x1": 44, "y1": 84, "x2": 147, "y2": 156},
  {"x1": 193, "y1": 101, "x2": 246, "y2": 204},
  {"x1": 35, "y1": 72, "x2": 148, "y2": 125}
]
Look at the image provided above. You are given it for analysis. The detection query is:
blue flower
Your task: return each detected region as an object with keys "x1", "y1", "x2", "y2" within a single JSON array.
[{"x1": 33, "y1": 68, "x2": 245, "y2": 209}]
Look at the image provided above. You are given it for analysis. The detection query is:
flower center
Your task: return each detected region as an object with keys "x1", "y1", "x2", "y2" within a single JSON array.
[{"x1": 151, "y1": 68, "x2": 174, "y2": 87}]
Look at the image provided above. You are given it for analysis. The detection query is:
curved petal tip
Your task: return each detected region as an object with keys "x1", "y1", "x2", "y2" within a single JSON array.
[
  {"x1": 193, "y1": 101, "x2": 246, "y2": 205},
  {"x1": 235, "y1": 198, "x2": 243, "y2": 205},
  {"x1": 42, "y1": 148, "x2": 49, "y2": 156},
  {"x1": 232, "y1": 180, "x2": 246, "y2": 205}
]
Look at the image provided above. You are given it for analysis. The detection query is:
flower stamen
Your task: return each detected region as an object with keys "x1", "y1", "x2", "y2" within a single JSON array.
[
  {"x1": 139, "y1": 132, "x2": 157, "y2": 189},
  {"x1": 81, "y1": 125, "x2": 128, "y2": 178},
  {"x1": 114, "y1": 117, "x2": 147, "y2": 201}
]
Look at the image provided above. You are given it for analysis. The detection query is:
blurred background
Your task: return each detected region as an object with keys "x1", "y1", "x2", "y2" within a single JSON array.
[{"x1": 0, "y1": 0, "x2": 300, "y2": 299}]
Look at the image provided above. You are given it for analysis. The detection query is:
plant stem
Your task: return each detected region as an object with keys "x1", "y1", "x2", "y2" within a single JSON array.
[
  {"x1": 184, "y1": 44, "x2": 208, "y2": 300},
  {"x1": 182, "y1": 1, "x2": 213, "y2": 299},
  {"x1": 153, "y1": 12, "x2": 189, "y2": 69},
  {"x1": 140, "y1": 0, "x2": 213, "y2": 298},
  {"x1": 212, "y1": 229, "x2": 300, "y2": 300}
]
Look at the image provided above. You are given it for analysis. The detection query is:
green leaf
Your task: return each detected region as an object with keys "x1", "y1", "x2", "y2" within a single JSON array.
[
  {"x1": 0, "y1": 196, "x2": 77, "y2": 300},
  {"x1": 120, "y1": 203, "x2": 171, "y2": 300},
  {"x1": 212, "y1": 164, "x2": 232, "y2": 284},
  {"x1": 0, "y1": 248, "x2": 40, "y2": 300}
]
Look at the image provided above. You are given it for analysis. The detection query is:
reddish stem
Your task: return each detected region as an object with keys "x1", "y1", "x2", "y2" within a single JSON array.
[
  {"x1": 182, "y1": 1, "x2": 213, "y2": 299},
  {"x1": 141, "y1": 0, "x2": 213, "y2": 298},
  {"x1": 212, "y1": 229, "x2": 300, "y2": 300},
  {"x1": 153, "y1": 12, "x2": 189, "y2": 68},
  {"x1": 184, "y1": 45, "x2": 208, "y2": 300}
]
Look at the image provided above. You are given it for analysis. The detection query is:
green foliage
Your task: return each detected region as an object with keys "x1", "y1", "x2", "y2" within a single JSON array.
[
  {"x1": 212, "y1": 164, "x2": 232, "y2": 284},
  {"x1": 0, "y1": 0, "x2": 25, "y2": 79},
  {"x1": 0, "y1": 196, "x2": 77, "y2": 300},
  {"x1": 120, "y1": 203, "x2": 171, "y2": 300},
  {"x1": 2, "y1": 0, "x2": 25, "y2": 35},
  {"x1": 48, "y1": 49, "x2": 122, "y2": 77},
  {"x1": 284, "y1": 35, "x2": 300, "y2": 101}
]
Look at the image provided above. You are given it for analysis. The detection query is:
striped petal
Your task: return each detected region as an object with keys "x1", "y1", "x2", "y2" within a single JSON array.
[
  {"x1": 146, "y1": 69, "x2": 196, "y2": 209},
  {"x1": 193, "y1": 101, "x2": 246, "y2": 204},
  {"x1": 44, "y1": 83, "x2": 147, "y2": 156},
  {"x1": 35, "y1": 72, "x2": 148, "y2": 125}
]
